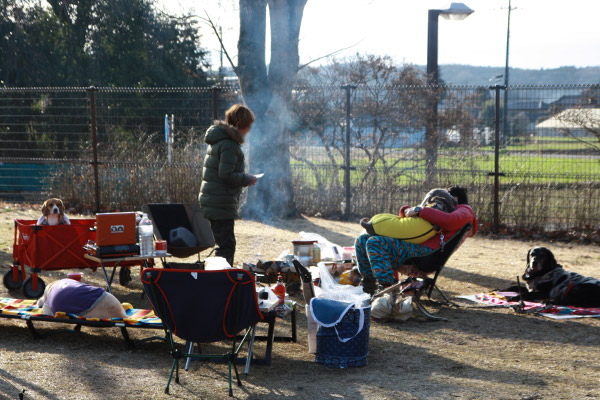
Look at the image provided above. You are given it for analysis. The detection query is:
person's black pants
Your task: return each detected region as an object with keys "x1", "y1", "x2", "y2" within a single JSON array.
[{"x1": 209, "y1": 219, "x2": 236, "y2": 267}]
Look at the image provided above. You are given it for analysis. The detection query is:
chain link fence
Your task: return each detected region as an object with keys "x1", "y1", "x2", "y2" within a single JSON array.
[
  {"x1": 0, "y1": 86, "x2": 237, "y2": 209},
  {"x1": 291, "y1": 84, "x2": 600, "y2": 232},
  {"x1": 0, "y1": 84, "x2": 598, "y2": 233}
]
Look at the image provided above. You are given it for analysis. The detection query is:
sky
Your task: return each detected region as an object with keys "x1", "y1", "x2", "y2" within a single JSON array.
[{"x1": 158, "y1": 0, "x2": 600, "y2": 71}]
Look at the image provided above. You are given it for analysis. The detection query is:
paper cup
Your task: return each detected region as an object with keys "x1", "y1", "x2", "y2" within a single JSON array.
[{"x1": 155, "y1": 240, "x2": 168, "y2": 255}]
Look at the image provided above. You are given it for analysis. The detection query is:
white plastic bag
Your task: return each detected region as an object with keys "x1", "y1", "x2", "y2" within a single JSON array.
[
  {"x1": 371, "y1": 294, "x2": 413, "y2": 321},
  {"x1": 317, "y1": 263, "x2": 370, "y2": 307}
]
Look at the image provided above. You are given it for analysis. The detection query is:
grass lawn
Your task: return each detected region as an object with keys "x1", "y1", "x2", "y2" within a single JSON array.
[
  {"x1": 292, "y1": 149, "x2": 600, "y2": 187},
  {"x1": 481, "y1": 135, "x2": 599, "y2": 152}
]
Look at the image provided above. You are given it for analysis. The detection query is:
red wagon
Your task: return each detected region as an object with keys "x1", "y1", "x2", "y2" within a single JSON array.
[{"x1": 3, "y1": 219, "x2": 146, "y2": 298}]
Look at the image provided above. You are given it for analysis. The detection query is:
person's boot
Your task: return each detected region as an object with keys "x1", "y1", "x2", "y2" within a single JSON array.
[{"x1": 361, "y1": 276, "x2": 378, "y2": 295}]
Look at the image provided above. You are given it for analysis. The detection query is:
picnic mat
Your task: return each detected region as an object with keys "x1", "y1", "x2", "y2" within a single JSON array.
[
  {"x1": 0, "y1": 297, "x2": 162, "y2": 326},
  {"x1": 457, "y1": 292, "x2": 600, "y2": 320}
]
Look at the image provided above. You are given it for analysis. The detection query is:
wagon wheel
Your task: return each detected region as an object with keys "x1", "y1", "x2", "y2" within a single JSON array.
[
  {"x1": 23, "y1": 277, "x2": 46, "y2": 299},
  {"x1": 3, "y1": 269, "x2": 23, "y2": 290},
  {"x1": 119, "y1": 266, "x2": 132, "y2": 287}
]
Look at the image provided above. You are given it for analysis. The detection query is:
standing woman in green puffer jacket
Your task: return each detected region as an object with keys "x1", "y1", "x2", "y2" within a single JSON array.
[{"x1": 199, "y1": 104, "x2": 258, "y2": 267}]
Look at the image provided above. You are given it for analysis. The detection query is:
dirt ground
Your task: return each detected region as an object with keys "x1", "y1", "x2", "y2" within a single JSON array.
[{"x1": 0, "y1": 203, "x2": 600, "y2": 400}]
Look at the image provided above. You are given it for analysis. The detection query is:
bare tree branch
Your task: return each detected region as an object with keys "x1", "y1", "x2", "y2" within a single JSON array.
[
  {"x1": 157, "y1": 10, "x2": 238, "y2": 74},
  {"x1": 202, "y1": 11, "x2": 237, "y2": 74},
  {"x1": 297, "y1": 40, "x2": 363, "y2": 71}
]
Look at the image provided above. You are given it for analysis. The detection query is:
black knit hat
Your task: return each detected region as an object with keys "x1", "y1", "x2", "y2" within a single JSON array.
[{"x1": 420, "y1": 188, "x2": 457, "y2": 212}]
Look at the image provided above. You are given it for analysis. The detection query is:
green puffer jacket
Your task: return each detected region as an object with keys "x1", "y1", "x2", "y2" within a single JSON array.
[{"x1": 199, "y1": 121, "x2": 251, "y2": 220}]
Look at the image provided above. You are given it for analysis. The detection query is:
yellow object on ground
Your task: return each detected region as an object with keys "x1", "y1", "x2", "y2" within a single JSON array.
[{"x1": 339, "y1": 270, "x2": 353, "y2": 285}]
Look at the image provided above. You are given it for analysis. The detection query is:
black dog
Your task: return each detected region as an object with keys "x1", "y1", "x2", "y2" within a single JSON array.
[{"x1": 503, "y1": 247, "x2": 600, "y2": 308}]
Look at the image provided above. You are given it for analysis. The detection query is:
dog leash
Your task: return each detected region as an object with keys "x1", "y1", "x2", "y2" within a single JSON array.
[{"x1": 511, "y1": 275, "x2": 554, "y2": 313}]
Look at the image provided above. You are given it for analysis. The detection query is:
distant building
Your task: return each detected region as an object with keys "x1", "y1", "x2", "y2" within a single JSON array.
[
  {"x1": 507, "y1": 99, "x2": 549, "y2": 130},
  {"x1": 535, "y1": 108, "x2": 600, "y2": 137},
  {"x1": 549, "y1": 95, "x2": 588, "y2": 110},
  {"x1": 508, "y1": 99, "x2": 549, "y2": 112}
]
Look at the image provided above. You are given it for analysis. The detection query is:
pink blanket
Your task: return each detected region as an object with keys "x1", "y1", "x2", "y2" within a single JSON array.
[{"x1": 458, "y1": 292, "x2": 600, "y2": 319}]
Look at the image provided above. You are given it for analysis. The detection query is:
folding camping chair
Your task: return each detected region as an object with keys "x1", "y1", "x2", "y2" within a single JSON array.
[
  {"x1": 142, "y1": 203, "x2": 215, "y2": 266},
  {"x1": 141, "y1": 267, "x2": 263, "y2": 397},
  {"x1": 375, "y1": 223, "x2": 473, "y2": 321}
]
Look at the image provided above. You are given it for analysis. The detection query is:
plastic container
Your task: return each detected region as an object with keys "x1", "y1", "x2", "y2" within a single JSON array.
[
  {"x1": 273, "y1": 274, "x2": 286, "y2": 305},
  {"x1": 204, "y1": 256, "x2": 232, "y2": 270},
  {"x1": 342, "y1": 246, "x2": 355, "y2": 260},
  {"x1": 139, "y1": 214, "x2": 154, "y2": 256},
  {"x1": 292, "y1": 240, "x2": 317, "y2": 265},
  {"x1": 313, "y1": 243, "x2": 321, "y2": 263}
]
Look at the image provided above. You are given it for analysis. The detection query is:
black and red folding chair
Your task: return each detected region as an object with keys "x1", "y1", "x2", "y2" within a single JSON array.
[{"x1": 141, "y1": 267, "x2": 263, "y2": 396}]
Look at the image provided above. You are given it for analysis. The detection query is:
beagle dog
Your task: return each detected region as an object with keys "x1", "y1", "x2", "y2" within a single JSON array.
[{"x1": 37, "y1": 198, "x2": 71, "y2": 226}]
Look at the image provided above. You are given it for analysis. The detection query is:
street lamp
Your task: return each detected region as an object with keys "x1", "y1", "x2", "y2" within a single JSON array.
[
  {"x1": 427, "y1": 3, "x2": 474, "y2": 86},
  {"x1": 425, "y1": 2, "x2": 473, "y2": 183}
]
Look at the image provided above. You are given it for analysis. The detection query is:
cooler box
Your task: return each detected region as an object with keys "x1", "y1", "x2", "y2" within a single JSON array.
[
  {"x1": 310, "y1": 298, "x2": 370, "y2": 368},
  {"x1": 96, "y1": 212, "x2": 137, "y2": 246}
]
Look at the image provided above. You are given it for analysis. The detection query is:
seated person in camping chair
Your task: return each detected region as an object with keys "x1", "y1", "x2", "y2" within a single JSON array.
[{"x1": 356, "y1": 186, "x2": 477, "y2": 294}]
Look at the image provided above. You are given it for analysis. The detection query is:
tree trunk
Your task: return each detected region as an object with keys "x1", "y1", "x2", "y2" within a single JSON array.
[{"x1": 237, "y1": 0, "x2": 307, "y2": 220}]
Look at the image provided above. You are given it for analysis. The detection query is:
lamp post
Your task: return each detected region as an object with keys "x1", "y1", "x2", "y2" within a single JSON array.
[
  {"x1": 425, "y1": 3, "x2": 473, "y2": 183},
  {"x1": 502, "y1": 0, "x2": 513, "y2": 146}
]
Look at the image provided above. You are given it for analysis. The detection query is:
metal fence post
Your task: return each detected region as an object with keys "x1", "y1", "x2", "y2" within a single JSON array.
[
  {"x1": 341, "y1": 85, "x2": 356, "y2": 220},
  {"x1": 212, "y1": 86, "x2": 221, "y2": 121},
  {"x1": 491, "y1": 85, "x2": 505, "y2": 233},
  {"x1": 88, "y1": 86, "x2": 100, "y2": 213}
]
